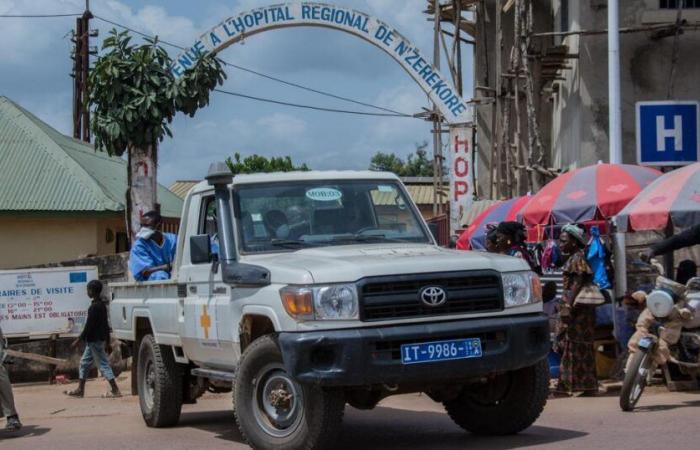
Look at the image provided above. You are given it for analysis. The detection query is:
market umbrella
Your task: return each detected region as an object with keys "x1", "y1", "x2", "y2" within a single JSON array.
[
  {"x1": 519, "y1": 163, "x2": 661, "y2": 227},
  {"x1": 616, "y1": 162, "x2": 700, "y2": 231},
  {"x1": 457, "y1": 196, "x2": 531, "y2": 250}
]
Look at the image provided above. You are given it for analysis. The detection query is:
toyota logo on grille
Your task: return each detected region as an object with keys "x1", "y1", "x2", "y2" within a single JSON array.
[{"x1": 419, "y1": 286, "x2": 447, "y2": 307}]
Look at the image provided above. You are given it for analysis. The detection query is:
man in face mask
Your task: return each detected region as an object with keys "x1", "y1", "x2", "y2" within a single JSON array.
[{"x1": 128, "y1": 210, "x2": 177, "y2": 281}]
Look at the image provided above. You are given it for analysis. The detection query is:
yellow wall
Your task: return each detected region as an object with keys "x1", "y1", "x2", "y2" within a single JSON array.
[{"x1": 0, "y1": 216, "x2": 126, "y2": 269}]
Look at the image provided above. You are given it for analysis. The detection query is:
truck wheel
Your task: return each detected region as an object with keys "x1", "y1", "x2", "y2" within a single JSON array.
[
  {"x1": 619, "y1": 351, "x2": 651, "y2": 412},
  {"x1": 137, "y1": 335, "x2": 183, "y2": 427},
  {"x1": 234, "y1": 335, "x2": 344, "y2": 450},
  {"x1": 443, "y1": 359, "x2": 549, "y2": 435}
]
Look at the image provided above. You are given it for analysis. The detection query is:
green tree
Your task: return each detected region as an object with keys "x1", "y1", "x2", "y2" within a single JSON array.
[
  {"x1": 88, "y1": 29, "x2": 226, "y2": 239},
  {"x1": 226, "y1": 152, "x2": 309, "y2": 175},
  {"x1": 369, "y1": 141, "x2": 434, "y2": 177}
]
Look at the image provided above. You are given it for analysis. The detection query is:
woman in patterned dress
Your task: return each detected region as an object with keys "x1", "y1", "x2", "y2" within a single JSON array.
[{"x1": 556, "y1": 224, "x2": 598, "y2": 396}]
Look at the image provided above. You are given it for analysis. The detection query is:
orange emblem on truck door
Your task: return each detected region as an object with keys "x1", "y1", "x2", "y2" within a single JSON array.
[{"x1": 200, "y1": 305, "x2": 212, "y2": 339}]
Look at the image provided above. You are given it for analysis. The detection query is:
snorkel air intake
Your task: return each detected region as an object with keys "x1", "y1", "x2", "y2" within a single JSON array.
[{"x1": 206, "y1": 162, "x2": 270, "y2": 286}]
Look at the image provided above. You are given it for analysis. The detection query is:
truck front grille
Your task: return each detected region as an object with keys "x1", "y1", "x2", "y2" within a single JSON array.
[{"x1": 358, "y1": 271, "x2": 503, "y2": 322}]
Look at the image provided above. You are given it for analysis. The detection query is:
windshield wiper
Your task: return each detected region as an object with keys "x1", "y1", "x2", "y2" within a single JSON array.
[
  {"x1": 329, "y1": 233, "x2": 406, "y2": 244},
  {"x1": 270, "y1": 239, "x2": 318, "y2": 248},
  {"x1": 269, "y1": 239, "x2": 310, "y2": 249}
]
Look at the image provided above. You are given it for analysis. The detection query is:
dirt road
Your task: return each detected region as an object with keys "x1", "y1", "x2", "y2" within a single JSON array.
[{"x1": 1, "y1": 375, "x2": 699, "y2": 449}]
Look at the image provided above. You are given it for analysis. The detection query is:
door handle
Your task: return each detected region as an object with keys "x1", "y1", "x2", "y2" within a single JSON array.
[
  {"x1": 189, "y1": 285, "x2": 197, "y2": 294},
  {"x1": 213, "y1": 286, "x2": 227, "y2": 295}
]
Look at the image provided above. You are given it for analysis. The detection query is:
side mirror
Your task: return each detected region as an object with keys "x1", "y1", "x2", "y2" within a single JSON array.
[{"x1": 190, "y1": 234, "x2": 212, "y2": 264}]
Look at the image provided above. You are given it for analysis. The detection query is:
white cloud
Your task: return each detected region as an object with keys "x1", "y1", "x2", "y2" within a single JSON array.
[{"x1": 256, "y1": 113, "x2": 307, "y2": 139}]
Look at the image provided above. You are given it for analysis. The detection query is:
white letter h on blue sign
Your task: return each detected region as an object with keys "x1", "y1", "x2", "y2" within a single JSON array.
[{"x1": 656, "y1": 115, "x2": 683, "y2": 152}]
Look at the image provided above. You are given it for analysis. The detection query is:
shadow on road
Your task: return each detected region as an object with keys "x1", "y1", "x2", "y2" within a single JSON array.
[
  {"x1": 0, "y1": 425, "x2": 51, "y2": 440},
  {"x1": 178, "y1": 410, "x2": 245, "y2": 444},
  {"x1": 179, "y1": 405, "x2": 587, "y2": 449},
  {"x1": 634, "y1": 399, "x2": 700, "y2": 413}
]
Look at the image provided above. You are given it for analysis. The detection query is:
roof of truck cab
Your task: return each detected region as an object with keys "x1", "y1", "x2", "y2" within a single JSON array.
[{"x1": 189, "y1": 170, "x2": 400, "y2": 194}]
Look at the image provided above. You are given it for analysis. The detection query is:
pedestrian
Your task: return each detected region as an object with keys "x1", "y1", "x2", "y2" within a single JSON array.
[
  {"x1": 65, "y1": 280, "x2": 121, "y2": 398},
  {"x1": 555, "y1": 224, "x2": 598, "y2": 396},
  {"x1": 0, "y1": 326, "x2": 22, "y2": 431},
  {"x1": 495, "y1": 221, "x2": 539, "y2": 272}
]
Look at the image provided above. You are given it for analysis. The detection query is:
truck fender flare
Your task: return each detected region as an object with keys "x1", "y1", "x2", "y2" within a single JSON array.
[
  {"x1": 239, "y1": 305, "x2": 282, "y2": 333},
  {"x1": 132, "y1": 308, "x2": 155, "y2": 341}
]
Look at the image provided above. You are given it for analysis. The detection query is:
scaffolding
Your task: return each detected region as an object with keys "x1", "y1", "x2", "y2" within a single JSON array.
[{"x1": 423, "y1": 1, "x2": 479, "y2": 216}]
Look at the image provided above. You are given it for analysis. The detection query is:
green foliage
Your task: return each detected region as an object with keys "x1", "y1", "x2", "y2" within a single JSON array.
[
  {"x1": 88, "y1": 29, "x2": 227, "y2": 156},
  {"x1": 225, "y1": 152, "x2": 310, "y2": 175},
  {"x1": 369, "y1": 141, "x2": 434, "y2": 177}
]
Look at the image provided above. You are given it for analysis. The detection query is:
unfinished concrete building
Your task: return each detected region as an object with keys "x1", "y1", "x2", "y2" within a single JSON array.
[{"x1": 474, "y1": 0, "x2": 700, "y2": 199}]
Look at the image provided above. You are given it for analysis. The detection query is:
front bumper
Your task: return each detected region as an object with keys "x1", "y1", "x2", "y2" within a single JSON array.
[{"x1": 278, "y1": 313, "x2": 549, "y2": 386}]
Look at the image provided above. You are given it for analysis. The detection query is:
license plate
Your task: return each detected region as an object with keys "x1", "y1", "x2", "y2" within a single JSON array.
[
  {"x1": 638, "y1": 336, "x2": 653, "y2": 349},
  {"x1": 401, "y1": 338, "x2": 482, "y2": 365}
]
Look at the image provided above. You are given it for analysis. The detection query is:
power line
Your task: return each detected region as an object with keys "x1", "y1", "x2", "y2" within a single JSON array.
[
  {"x1": 214, "y1": 88, "x2": 414, "y2": 117},
  {"x1": 91, "y1": 14, "x2": 413, "y2": 117},
  {"x1": 0, "y1": 13, "x2": 82, "y2": 17},
  {"x1": 218, "y1": 61, "x2": 408, "y2": 116}
]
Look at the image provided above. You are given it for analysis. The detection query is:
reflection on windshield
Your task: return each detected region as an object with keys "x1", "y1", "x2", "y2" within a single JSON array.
[{"x1": 235, "y1": 180, "x2": 429, "y2": 252}]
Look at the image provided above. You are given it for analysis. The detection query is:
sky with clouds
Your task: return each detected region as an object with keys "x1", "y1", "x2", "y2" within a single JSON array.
[{"x1": 0, "y1": 0, "x2": 473, "y2": 186}]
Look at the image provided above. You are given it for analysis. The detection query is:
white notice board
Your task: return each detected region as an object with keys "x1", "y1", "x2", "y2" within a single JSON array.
[{"x1": 0, "y1": 266, "x2": 98, "y2": 339}]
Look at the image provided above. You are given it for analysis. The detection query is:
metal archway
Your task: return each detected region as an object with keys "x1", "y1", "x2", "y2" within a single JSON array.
[{"x1": 171, "y1": 2, "x2": 470, "y2": 124}]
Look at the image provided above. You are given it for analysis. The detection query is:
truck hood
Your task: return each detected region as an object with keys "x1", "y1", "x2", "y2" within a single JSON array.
[{"x1": 243, "y1": 244, "x2": 529, "y2": 284}]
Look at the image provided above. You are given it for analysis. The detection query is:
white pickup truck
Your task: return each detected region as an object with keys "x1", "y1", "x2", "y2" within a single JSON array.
[{"x1": 110, "y1": 164, "x2": 550, "y2": 450}]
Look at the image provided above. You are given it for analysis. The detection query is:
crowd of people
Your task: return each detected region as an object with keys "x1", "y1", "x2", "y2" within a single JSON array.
[{"x1": 456, "y1": 221, "x2": 699, "y2": 397}]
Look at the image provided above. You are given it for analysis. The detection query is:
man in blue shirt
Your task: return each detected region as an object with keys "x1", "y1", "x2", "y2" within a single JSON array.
[{"x1": 129, "y1": 211, "x2": 177, "y2": 281}]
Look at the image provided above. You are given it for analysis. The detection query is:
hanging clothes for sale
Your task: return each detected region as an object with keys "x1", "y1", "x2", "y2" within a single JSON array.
[
  {"x1": 540, "y1": 238, "x2": 561, "y2": 271},
  {"x1": 586, "y1": 225, "x2": 611, "y2": 289}
]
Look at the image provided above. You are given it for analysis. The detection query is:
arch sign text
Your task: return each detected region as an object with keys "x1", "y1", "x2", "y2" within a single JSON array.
[{"x1": 171, "y1": 2, "x2": 471, "y2": 124}]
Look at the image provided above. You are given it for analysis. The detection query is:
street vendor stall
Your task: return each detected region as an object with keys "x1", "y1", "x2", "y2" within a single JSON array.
[{"x1": 517, "y1": 163, "x2": 662, "y2": 379}]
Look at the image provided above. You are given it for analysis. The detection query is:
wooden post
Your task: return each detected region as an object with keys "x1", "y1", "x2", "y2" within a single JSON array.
[
  {"x1": 48, "y1": 333, "x2": 57, "y2": 384},
  {"x1": 493, "y1": 0, "x2": 503, "y2": 199}
]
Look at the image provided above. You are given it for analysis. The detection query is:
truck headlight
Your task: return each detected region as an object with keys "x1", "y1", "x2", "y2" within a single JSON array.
[
  {"x1": 280, "y1": 284, "x2": 359, "y2": 320},
  {"x1": 502, "y1": 271, "x2": 541, "y2": 308}
]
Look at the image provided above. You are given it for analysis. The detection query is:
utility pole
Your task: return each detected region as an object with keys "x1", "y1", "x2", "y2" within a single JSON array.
[{"x1": 71, "y1": 0, "x2": 96, "y2": 142}]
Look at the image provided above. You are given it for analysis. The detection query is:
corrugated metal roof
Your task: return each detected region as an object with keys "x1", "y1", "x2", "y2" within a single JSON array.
[
  {"x1": 0, "y1": 96, "x2": 182, "y2": 217},
  {"x1": 169, "y1": 180, "x2": 199, "y2": 199},
  {"x1": 460, "y1": 199, "x2": 501, "y2": 227}
]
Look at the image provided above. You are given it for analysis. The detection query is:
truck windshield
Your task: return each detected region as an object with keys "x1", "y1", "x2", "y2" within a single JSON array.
[{"x1": 234, "y1": 180, "x2": 431, "y2": 253}]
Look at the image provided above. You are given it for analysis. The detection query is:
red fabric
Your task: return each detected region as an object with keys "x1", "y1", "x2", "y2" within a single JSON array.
[
  {"x1": 595, "y1": 165, "x2": 660, "y2": 218},
  {"x1": 520, "y1": 170, "x2": 576, "y2": 226},
  {"x1": 627, "y1": 164, "x2": 697, "y2": 231},
  {"x1": 505, "y1": 195, "x2": 532, "y2": 221}
]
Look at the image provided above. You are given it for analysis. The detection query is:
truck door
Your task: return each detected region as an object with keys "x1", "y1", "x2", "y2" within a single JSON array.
[{"x1": 179, "y1": 193, "x2": 238, "y2": 368}]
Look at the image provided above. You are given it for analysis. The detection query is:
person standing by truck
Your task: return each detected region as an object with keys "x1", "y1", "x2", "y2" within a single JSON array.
[
  {"x1": 0, "y1": 326, "x2": 22, "y2": 431},
  {"x1": 555, "y1": 224, "x2": 598, "y2": 397},
  {"x1": 65, "y1": 280, "x2": 121, "y2": 398},
  {"x1": 129, "y1": 210, "x2": 177, "y2": 281}
]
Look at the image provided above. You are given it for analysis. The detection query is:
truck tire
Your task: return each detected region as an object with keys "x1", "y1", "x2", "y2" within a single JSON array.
[
  {"x1": 234, "y1": 335, "x2": 345, "y2": 450},
  {"x1": 619, "y1": 350, "x2": 651, "y2": 412},
  {"x1": 443, "y1": 359, "x2": 549, "y2": 435},
  {"x1": 137, "y1": 335, "x2": 183, "y2": 427}
]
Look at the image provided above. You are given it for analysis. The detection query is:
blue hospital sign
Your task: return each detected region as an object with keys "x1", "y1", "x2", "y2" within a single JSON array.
[{"x1": 636, "y1": 101, "x2": 700, "y2": 166}]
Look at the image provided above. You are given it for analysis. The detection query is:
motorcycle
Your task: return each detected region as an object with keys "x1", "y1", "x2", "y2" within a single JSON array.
[{"x1": 619, "y1": 276, "x2": 700, "y2": 412}]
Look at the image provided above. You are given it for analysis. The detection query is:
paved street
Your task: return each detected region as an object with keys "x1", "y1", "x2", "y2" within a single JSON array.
[{"x1": 1, "y1": 374, "x2": 699, "y2": 449}]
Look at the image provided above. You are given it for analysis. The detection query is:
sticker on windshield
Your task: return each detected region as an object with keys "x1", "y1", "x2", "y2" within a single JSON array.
[
  {"x1": 306, "y1": 187, "x2": 342, "y2": 202},
  {"x1": 377, "y1": 184, "x2": 394, "y2": 192}
]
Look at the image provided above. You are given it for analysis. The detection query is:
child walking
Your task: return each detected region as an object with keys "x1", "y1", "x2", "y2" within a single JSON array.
[{"x1": 65, "y1": 280, "x2": 121, "y2": 398}]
